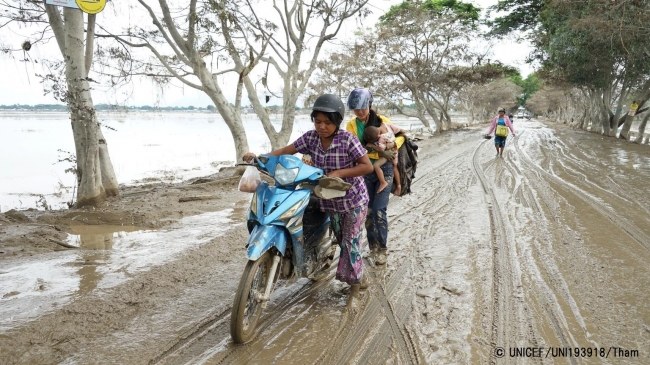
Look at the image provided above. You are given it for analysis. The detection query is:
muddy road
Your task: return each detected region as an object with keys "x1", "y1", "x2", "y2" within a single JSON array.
[{"x1": 2, "y1": 119, "x2": 650, "y2": 364}]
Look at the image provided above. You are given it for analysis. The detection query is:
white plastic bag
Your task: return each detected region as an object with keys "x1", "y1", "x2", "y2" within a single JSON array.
[{"x1": 238, "y1": 166, "x2": 262, "y2": 193}]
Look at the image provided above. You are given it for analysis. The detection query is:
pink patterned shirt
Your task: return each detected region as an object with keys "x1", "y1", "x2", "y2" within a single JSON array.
[{"x1": 293, "y1": 129, "x2": 369, "y2": 213}]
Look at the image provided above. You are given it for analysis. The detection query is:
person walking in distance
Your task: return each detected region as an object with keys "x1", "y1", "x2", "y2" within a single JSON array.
[{"x1": 486, "y1": 107, "x2": 515, "y2": 157}]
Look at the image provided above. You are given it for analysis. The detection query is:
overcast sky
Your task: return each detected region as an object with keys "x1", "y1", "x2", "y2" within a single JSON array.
[{"x1": 0, "y1": 0, "x2": 534, "y2": 107}]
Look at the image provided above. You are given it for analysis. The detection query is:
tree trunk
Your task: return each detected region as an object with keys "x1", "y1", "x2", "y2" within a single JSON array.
[
  {"x1": 98, "y1": 128, "x2": 119, "y2": 196},
  {"x1": 418, "y1": 95, "x2": 441, "y2": 134},
  {"x1": 45, "y1": 6, "x2": 119, "y2": 207},
  {"x1": 273, "y1": 96, "x2": 298, "y2": 150},
  {"x1": 618, "y1": 114, "x2": 634, "y2": 140},
  {"x1": 196, "y1": 68, "x2": 250, "y2": 161},
  {"x1": 577, "y1": 108, "x2": 587, "y2": 130},
  {"x1": 63, "y1": 8, "x2": 111, "y2": 207},
  {"x1": 636, "y1": 113, "x2": 649, "y2": 144}
]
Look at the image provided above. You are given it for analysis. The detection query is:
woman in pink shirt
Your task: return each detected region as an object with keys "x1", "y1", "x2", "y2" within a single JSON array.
[{"x1": 486, "y1": 108, "x2": 516, "y2": 157}]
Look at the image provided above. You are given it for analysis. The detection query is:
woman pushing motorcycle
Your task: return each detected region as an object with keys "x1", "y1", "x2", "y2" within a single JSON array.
[{"x1": 243, "y1": 94, "x2": 373, "y2": 304}]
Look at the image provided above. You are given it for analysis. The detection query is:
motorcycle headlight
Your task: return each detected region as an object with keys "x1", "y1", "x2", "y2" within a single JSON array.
[{"x1": 275, "y1": 164, "x2": 298, "y2": 186}]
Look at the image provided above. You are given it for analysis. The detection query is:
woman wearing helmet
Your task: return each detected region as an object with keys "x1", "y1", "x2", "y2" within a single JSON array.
[
  {"x1": 243, "y1": 94, "x2": 373, "y2": 302},
  {"x1": 345, "y1": 88, "x2": 405, "y2": 265},
  {"x1": 486, "y1": 107, "x2": 515, "y2": 157}
]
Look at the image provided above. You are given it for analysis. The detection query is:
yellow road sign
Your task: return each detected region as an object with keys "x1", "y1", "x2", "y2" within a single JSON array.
[{"x1": 75, "y1": 0, "x2": 106, "y2": 14}]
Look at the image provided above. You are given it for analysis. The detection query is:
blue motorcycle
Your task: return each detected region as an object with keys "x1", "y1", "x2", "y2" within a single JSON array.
[{"x1": 230, "y1": 154, "x2": 349, "y2": 344}]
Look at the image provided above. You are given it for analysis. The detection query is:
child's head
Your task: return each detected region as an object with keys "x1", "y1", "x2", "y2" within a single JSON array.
[{"x1": 363, "y1": 126, "x2": 380, "y2": 144}]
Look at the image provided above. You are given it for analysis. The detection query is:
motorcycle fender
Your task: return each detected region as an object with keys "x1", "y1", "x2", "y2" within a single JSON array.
[{"x1": 246, "y1": 225, "x2": 288, "y2": 261}]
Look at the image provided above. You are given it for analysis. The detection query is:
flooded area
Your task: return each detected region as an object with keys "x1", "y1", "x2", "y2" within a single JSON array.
[
  {"x1": 0, "y1": 112, "x2": 306, "y2": 211},
  {"x1": 0, "y1": 111, "x2": 425, "y2": 211},
  {"x1": 1, "y1": 118, "x2": 650, "y2": 364},
  {"x1": 0, "y1": 210, "x2": 233, "y2": 332}
]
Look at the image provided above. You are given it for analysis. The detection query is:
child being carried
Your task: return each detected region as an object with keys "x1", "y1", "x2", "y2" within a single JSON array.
[{"x1": 363, "y1": 123, "x2": 405, "y2": 195}]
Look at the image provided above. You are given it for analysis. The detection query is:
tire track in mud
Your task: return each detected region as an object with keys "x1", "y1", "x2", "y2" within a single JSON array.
[
  {"x1": 359, "y1": 283, "x2": 424, "y2": 365},
  {"x1": 514, "y1": 132, "x2": 650, "y2": 252},
  {"x1": 153, "y1": 265, "x2": 336, "y2": 365},
  {"x1": 389, "y1": 148, "x2": 479, "y2": 362},
  {"x1": 321, "y1": 148, "x2": 476, "y2": 365},
  {"x1": 471, "y1": 140, "x2": 542, "y2": 364},
  {"x1": 155, "y1": 136, "x2": 475, "y2": 365},
  {"x1": 500, "y1": 142, "x2": 584, "y2": 364},
  {"x1": 318, "y1": 261, "x2": 424, "y2": 365},
  {"x1": 540, "y1": 134, "x2": 647, "y2": 211},
  {"x1": 149, "y1": 308, "x2": 231, "y2": 365},
  {"x1": 518, "y1": 184, "x2": 584, "y2": 362},
  {"x1": 361, "y1": 228, "x2": 429, "y2": 365}
]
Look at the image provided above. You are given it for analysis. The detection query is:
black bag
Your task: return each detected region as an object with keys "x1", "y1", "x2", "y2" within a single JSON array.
[{"x1": 391, "y1": 133, "x2": 418, "y2": 196}]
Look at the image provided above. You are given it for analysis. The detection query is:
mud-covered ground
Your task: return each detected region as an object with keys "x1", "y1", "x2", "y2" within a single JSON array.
[{"x1": 1, "y1": 118, "x2": 650, "y2": 364}]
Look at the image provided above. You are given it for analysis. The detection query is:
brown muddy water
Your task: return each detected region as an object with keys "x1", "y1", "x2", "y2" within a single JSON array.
[
  {"x1": 2, "y1": 118, "x2": 650, "y2": 364},
  {"x1": 0, "y1": 210, "x2": 234, "y2": 333}
]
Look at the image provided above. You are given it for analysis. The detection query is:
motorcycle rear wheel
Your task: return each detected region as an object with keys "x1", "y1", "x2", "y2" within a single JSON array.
[{"x1": 230, "y1": 251, "x2": 272, "y2": 344}]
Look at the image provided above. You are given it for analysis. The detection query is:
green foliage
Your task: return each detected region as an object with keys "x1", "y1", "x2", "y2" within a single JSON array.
[
  {"x1": 508, "y1": 72, "x2": 541, "y2": 105},
  {"x1": 487, "y1": 0, "x2": 544, "y2": 38},
  {"x1": 489, "y1": 0, "x2": 650, "y2": 92},
  {"x1": 0, "y1": 104, "x2": 68, "y2": 111},
  {"x1": 536, "y1": 1, "x2": 650, "y2": 92},
  {"x1": 381, "y1": 0, "x2": 481, "y2": 26},
  {"x1": 444, "y1": 63, "x2": 519, "y2": 86}
]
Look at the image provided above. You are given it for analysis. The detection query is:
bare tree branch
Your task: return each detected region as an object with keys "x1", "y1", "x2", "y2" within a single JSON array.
[
  {"x1": 95, "y1": 31, "x2": 203, "y2": 91},
  {"x1": 136, "y1": 0, "x2": 192, "y2": 67}
]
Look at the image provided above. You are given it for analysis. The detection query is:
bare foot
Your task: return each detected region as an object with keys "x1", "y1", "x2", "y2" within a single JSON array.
[
  {"x1": 394, "y1": 185, "x2": 402, "y2": 196},
  {"x1": 377, "y1": 180, "x2": 389, "y2": 194}
]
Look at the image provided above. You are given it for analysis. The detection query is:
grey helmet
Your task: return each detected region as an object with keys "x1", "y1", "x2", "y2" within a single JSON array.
[
  {"x1": 347, "y1": 88, "x2": 373, "y2": 110},
  {"x1": 312, "y1": 94, "x2": 345, "y2": 121}
]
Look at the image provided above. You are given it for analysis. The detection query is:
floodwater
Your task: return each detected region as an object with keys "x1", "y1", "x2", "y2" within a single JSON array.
[
  {"x1": 0, "y1": 111, "x2": 422, "y2": 212},
  {"x1": 0, "y1": 210, "x2": 233, "y2": 332},
  {"x1": 0, "y1": 112, "x2": 301, "y2": 211},
  {"x1": 3, "y1": 118, "x2": 650, "y2": 364}
]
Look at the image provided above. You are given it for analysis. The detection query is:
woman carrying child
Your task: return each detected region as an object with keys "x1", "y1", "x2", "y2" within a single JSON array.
[
  {"x1": 345, "y1": 88, "x2": 404, "y2": 265},
  {"x1": 362, "y1": 124, "x2": 405, "y2": 194}
]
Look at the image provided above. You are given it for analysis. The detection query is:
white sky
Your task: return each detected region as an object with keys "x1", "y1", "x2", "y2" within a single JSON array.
[{"x1": 0, "y1": 0, "x2": 534, "y2": 107}]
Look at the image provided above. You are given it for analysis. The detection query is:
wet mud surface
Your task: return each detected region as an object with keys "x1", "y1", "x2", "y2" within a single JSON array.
[{"x1": 2, "y1": 119, "x2": 650, "y2": 364}]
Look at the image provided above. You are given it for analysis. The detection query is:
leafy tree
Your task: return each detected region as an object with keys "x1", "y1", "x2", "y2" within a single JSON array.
[
  {"x1": 509, "y1": 72, "x2": 541, "y2": 105},
  {"x1": 310, "y1": 0, "x2": 512, "y2": 131},
  {"x1": 487, "y1": 0, "x2": 544, "y2": 38},
  {"x1": 489, "y1": 0, "x2": 650, "y2": 140},
  {"x1": 461, "y1": 78, "x2": 522, "y2": 121},
  {"x1": 373, "y1": 0, "x2": 498, "y2": 132}
]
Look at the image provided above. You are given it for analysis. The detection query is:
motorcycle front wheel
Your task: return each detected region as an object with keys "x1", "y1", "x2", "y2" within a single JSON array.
[{"x1": 230, "y1": 251, "x2": 272, "y2": 344}]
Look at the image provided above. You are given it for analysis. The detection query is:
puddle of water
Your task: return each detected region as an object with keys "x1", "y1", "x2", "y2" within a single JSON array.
[
  {"x1": 0, "y1": 210, "x2": 234, "y2": 333},
  {"x1": 65, "y1": 225, "x2": 148, "y2": 249}
]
